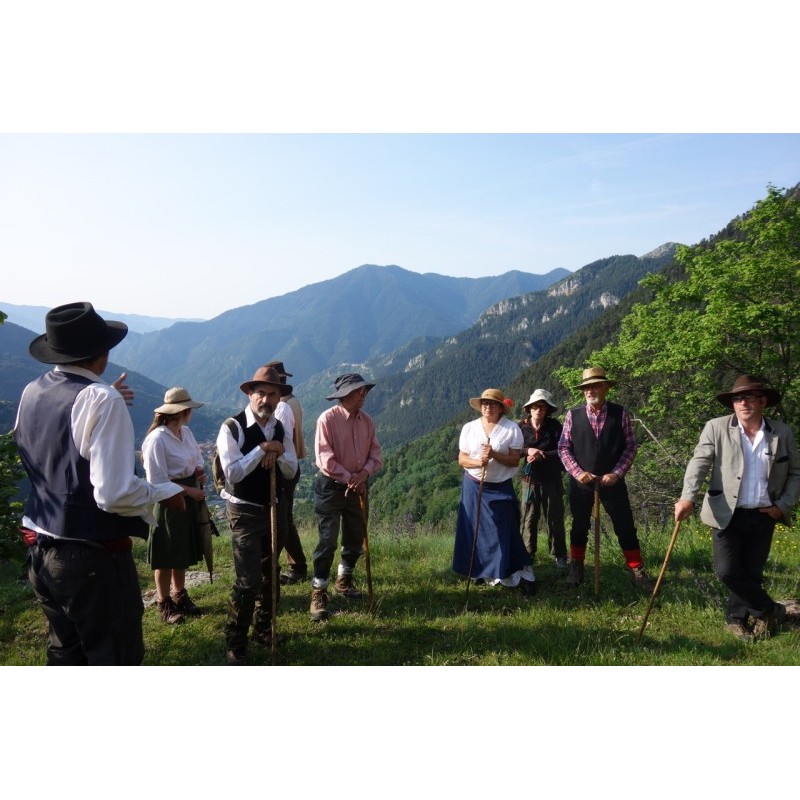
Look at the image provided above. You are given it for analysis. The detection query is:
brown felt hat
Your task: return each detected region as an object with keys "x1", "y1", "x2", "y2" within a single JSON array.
[
  {"x1": 716, "y1": 375, "x2": 781, "y2": 408},
  {"x1": 240, "y1": 366, "x2": 292, "y2": 396}
]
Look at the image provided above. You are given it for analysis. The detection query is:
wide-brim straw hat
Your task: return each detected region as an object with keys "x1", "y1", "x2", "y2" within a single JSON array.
[
  {"x1": 469, "y1": 388, "x2": 508, "y2": 415},
  {"x1": 523, "y1": 388, "x2": 557, "y2": 412},
  {"x1": 29, "y1": 301, "x2": 128, "y2": 364},
  {"x1": 240, "y1": 365, "x2": 293, "y2": 396},
  {"x1": 575, "y1": 367, "x2": 615, "y2": 390},
  {"x1": 716, "y1": 375, "x2": 781, "y2": 408},
  {"x1": 326, "y1": 373, "x2": 376, "y2": 400},
  {"x1": 154, "y1": 387, "x2": 204, "y2": 415}
]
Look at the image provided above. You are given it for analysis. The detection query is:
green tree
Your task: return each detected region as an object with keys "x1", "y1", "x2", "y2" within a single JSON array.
[
  {"x1": 578, "y1": 185, "x2": 800, "y2": 507},
  {"x1": 0, "y1": 309, "x2": 27, "y2": 560}
]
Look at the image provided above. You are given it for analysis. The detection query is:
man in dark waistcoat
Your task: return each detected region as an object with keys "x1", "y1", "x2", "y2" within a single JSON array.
[
  {"x1": 13, "y1": 302, "x2": 185, "y2": 665},
  {"x1": 557, "y1": 367, "x2": 655, "y2": 591},
  {"x1": 216, "y1": 365, "x2": 297, "y2": 665}
]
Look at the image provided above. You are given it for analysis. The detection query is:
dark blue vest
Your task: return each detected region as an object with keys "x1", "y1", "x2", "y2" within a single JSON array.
[{"x1": 15, "y1": 371, "x2": 148, "y2": 541}]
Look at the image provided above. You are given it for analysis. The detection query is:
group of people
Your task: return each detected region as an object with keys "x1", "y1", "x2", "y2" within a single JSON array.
[
  {"x1": 13, "y1": 302, "x2": 381, "y2": 666},
  {"x1": 454, "y1": 367, "x2": 656, "y2": 595},
  {"x1": 453, "y1": 367, "x2": 800, "y2": 641},
  {"x1": 13, "y1": 301, "x2": 800, "y2": 665}
]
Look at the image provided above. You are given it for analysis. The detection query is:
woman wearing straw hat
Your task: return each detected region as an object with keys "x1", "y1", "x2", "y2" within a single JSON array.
[
  {"x1": 141, "y1": 387, "x2": 207, "y2": 623},
  {"x1": 453, "y1": 388, "x2": 536, "y2": 594}
]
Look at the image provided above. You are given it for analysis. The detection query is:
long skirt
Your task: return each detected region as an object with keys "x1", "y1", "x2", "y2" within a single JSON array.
[
  {"x1": 452, "y1": 473, "x2": 532, "y2": 583},
  {"x1": 146, "y1": 477, "x2": 203, "y2": 570}
]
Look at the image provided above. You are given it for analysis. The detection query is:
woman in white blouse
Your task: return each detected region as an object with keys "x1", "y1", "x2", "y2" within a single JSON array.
[
  {"x1": 142, "y1": 388, "x2": 206, "y2": 624},
  {"x1": 453, "y1": 388, "x2": 536, "y2": 594}
]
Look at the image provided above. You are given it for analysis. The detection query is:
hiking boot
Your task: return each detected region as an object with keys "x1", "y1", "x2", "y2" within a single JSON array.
[
  {"x1": 752, "y1": 603, "x2": 787, "y2": 639},
  {"x1": 171, "y1": 588, "x2": 203, "y2": 616},
  {"x1": 564, "y1": 560, "x2": 584, "y2": 586},
  {"x1": 157, "y1": 597, "x2": 184, "y2": 624},
  {"x1": 555, "y1": 557, "x2": 568, "y2": 570},
  {"x1": 629, "y1": 565, "x2": 656, "y2": 593},
  {"x1": 725, "y1": 620, "x2": 754, "y2": 642},
  {"x1": 310, "y1": 588, "x2": 330, "y2": 622},
  {"x1": 225, "y1": 648, "x2": 247, "y2": 666},
  {"x1": 333, "y1": 573, "x2": 364, "y2": 600},
  {"x1": 280, "y1": 567, "x2": 308, "y2": 585}
]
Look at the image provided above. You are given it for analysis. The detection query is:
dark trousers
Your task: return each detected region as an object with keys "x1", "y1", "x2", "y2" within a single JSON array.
[
  {"x1": 312, "y1": 474, "x2": 365, "y2": 586},
  {"x1": 520, "y1": 477, "x2": 567, "y2": 561},
  {"x1": 712, "y1": 508, "x2": 776, "y2": 622},
  {"x1": 225, "y1": 501, "x2": 286, "y2": 651},
  {"x1": 27, "y1": 539, "x2": 144, "y2": 666},
  {"x1": 282, "y1": 466, "x2": 307, "y2": 571},
  {"x1": 568, "y1": 478, "x2": 640, "y2": 553}
]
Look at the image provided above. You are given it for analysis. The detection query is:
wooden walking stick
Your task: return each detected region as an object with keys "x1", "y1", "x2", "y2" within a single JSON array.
[
  {"x1": 593, "y1": 477, "x2": 601, "y2": 598},
  {"x1": 358, "y1": 492, "x2": 375, "y2": 612},
  {"x1": 269, "y1": 467, "x2": 279, "y2": 665},
  {"x1": 635, "y1": 519, "x2": 682, "y2": 645},
  {"x1": 464, "y1": 443, "x2": 491, "y2": 612}
]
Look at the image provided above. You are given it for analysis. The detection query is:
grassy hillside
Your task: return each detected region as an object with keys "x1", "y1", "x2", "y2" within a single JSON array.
[{"x1": 3, "y1": 514, "x2": 799, "y2": 666}]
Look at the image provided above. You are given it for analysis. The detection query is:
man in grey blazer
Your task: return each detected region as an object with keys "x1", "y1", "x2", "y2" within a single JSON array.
[{"x1": 675, "y1": 375, "x2": 800, "y2": 640}]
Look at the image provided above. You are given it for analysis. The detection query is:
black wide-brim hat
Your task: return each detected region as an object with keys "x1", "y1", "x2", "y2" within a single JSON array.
[{"x1": 29, "y1": 302, "x2": 128, "y2": 364}]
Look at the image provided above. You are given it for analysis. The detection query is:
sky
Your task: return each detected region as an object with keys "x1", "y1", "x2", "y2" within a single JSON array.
[{"x1": 1, "y1": 132, "x2": 798, "y2": 320}]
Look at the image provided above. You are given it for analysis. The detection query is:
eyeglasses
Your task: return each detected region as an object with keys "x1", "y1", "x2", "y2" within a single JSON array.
[{"x1": 732, "y1": 393, "x2": 764, "y2": 403}]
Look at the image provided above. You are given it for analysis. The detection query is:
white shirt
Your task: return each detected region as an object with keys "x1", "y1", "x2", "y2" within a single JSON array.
[
  {"x1": 17, "y1": 365, "x2": 182, "y2": 533},
  {"x1": 141, "y1": 424, "x2": 204, "y2": 483},
  {"x1": 737, "y1": 419, "x2": 772, "y2": 508},
  {"x1": 273, "y1": 400, "x2": 298, "y2": 477},
  {"x1": 459, "y1": 416, "x2": 523, "y2": 483},
  {"x1": 283, "y1": 394, "x2": 307, "y2": 460},
  {"x1": 217, "y1": 404, "x2": 298, "y2": 505}
]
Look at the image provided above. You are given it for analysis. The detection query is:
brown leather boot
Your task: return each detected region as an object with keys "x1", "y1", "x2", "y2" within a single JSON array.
[{"x1": 157, "y1": 597, "x2": 184, "y2": 624}]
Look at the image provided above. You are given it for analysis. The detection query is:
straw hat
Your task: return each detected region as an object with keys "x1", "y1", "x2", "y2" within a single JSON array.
[
  {"x1": 154, "y1": 387, "x2": 204, "y2": 415},
  {"x1": 575, "y1": 367, "x2": 615, "y2": 390},
  {"x1": 469, "y1": 388, "x2": 509, "y2": 415}
]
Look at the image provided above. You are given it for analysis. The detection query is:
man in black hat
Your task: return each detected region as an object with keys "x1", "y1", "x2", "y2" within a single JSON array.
[
  {"x1": 216, "y1": 365, "x2": 298, "y2": 664},
  {"x1": 13, "y1": 301, "x2": 186, "y2": 665},
  {"x1": 675, "y1": 375, "x2": 800, "y2": 640},
  {"x1": 309, "y1": 373, "x2": 382, "y2": 622}
]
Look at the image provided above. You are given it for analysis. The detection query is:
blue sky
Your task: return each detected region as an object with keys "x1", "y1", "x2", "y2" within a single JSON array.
[{"x1": 2, "y1": 133, "x2": 798, "y2": 319}]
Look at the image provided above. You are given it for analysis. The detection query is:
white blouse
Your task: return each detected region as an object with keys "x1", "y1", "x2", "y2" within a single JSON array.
[
  {"x1": 459, "y1": 416, "x2": 523, "y2": 483},
  {"x1": 142, "y1": 424, "x2": 204, "y2": 484}
]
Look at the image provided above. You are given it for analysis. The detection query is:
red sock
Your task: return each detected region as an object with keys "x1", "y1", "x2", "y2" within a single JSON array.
[
  {"x1": 623, "y1": 548, "x2": 643, "y2": 569},
  {"x1": 570, "y1": 545, "x2": 586, "y2": 562}
]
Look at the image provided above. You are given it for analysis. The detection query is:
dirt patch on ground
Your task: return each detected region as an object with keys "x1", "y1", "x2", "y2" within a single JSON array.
[{"x1": 142, "y1": 570, "x2": 213, "y2": 607}]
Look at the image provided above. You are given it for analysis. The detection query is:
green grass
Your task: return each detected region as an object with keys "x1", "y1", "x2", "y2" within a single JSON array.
[{"x1": 2, "y1": 516, "x2": 800, "y2": 666}]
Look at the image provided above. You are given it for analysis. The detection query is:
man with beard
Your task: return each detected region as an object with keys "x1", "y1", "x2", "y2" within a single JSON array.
[
  {"x1": 558, "y1": 367, "x2": 655, "y2": 591},
  {"x1": 216, "y1": 366, "x2": 297, "y2": 665}
]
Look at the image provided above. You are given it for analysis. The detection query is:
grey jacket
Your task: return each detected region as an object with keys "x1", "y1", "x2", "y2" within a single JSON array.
[{"x1": 680, "y1": 414, "x2": 800, "y2": 528}]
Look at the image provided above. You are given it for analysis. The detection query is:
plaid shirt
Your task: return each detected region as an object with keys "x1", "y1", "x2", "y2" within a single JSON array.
[{"x1": 558, "y1": 402, "x2": 637, "y2": 480}]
